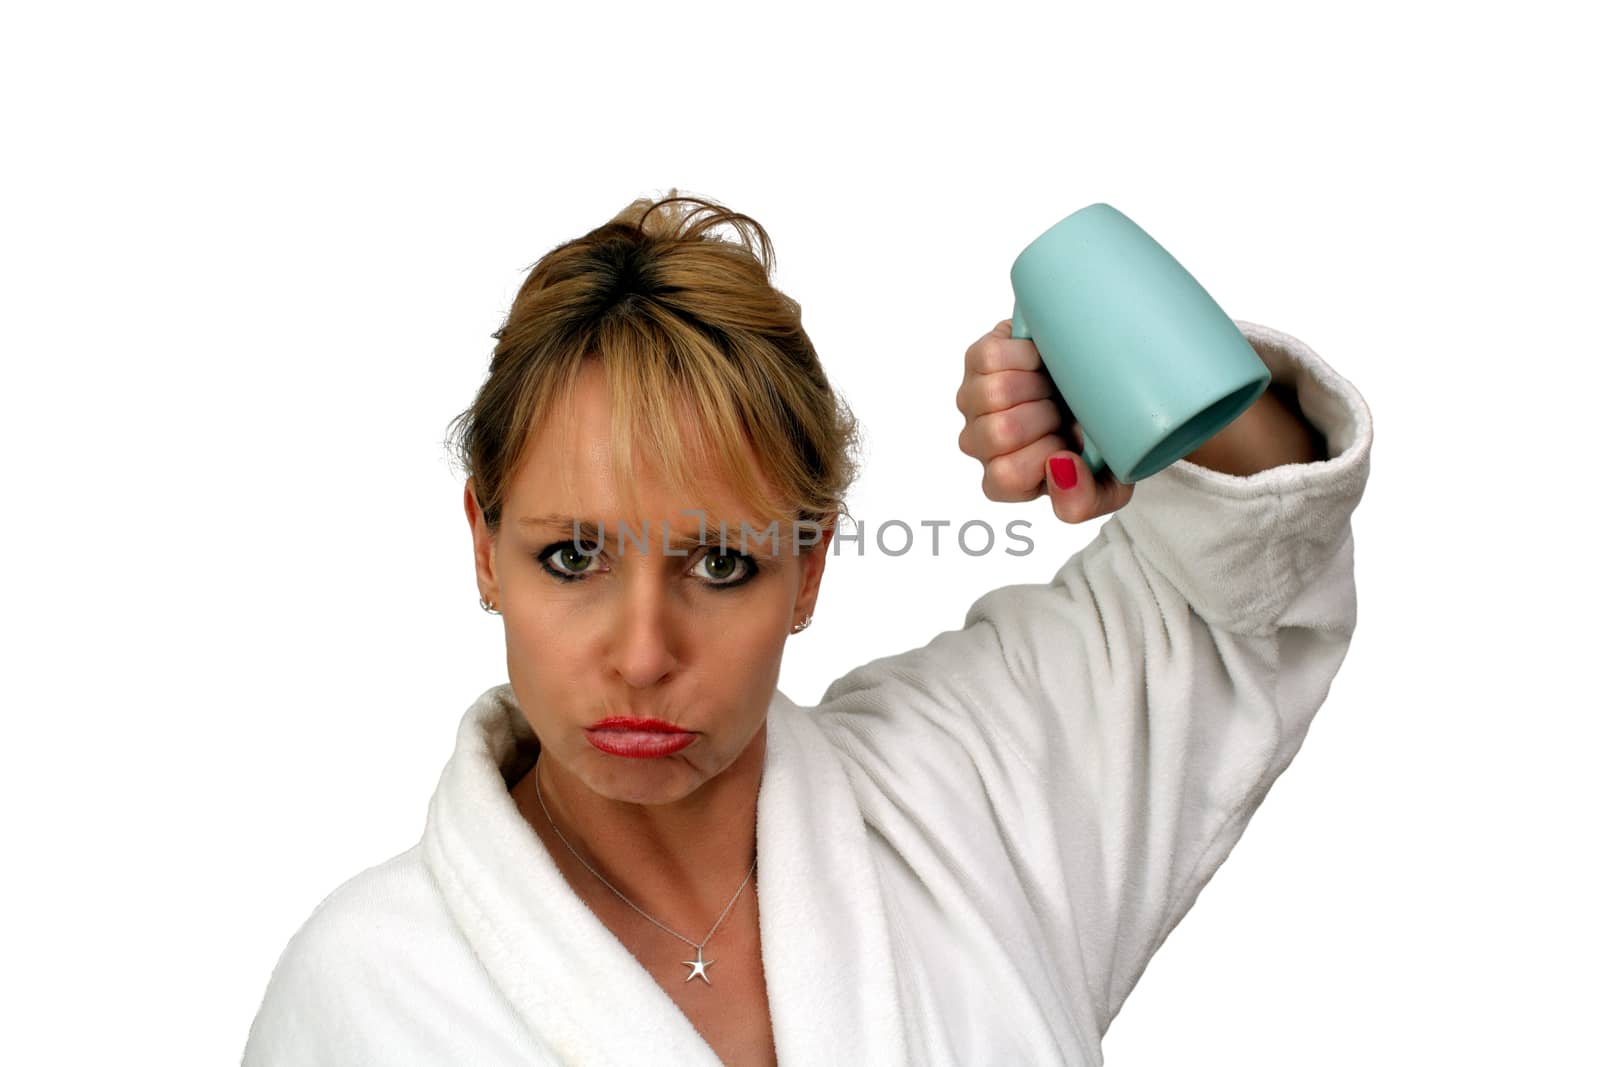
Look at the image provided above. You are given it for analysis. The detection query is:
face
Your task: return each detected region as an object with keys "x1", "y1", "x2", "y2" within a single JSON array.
[{"x1": 466, "y1": 361, "x2": 830, "y2": 806}]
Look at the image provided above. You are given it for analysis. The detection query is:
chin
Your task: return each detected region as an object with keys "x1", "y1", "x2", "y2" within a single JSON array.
[{"x1": 583, "y1": 755, "x2": 706, "y2": 805}]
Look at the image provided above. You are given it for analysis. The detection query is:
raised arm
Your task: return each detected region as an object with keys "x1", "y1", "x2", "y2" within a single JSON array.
[
  {"x1": 814, "y1": 318, "x2": 1373, "y2": 1037},
  {"x1": 1183, "y1": 377, "x2": 1328, "y2": 474}
]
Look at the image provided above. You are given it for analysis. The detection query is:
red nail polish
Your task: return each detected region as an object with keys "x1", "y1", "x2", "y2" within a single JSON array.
[{"x1": 1049, "y1": 456, "x2": 1078, "y2": 490}]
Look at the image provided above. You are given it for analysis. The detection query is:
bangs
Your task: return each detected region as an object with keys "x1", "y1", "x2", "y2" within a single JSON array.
[{"x1": 536, "y1": 304, "x2": 795, "y2": 534}]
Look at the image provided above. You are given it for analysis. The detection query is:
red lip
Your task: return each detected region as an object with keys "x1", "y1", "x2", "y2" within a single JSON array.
[
  {"x1": 589, "y1": 716, "x2": 687, "y2": 733},
  {"x1": 585, "y1": 717, "x2": 695, "y2": 758},
  {"x1": 585, "y1": 731, "x2": 696, "y2": 759}
]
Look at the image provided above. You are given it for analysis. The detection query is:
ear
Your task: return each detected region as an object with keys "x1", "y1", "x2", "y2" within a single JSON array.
[
  {"x1": 464, "y1": 479, "x2": 499, "y2": 603},
  {"x1": 794, "y1": 524, "x2": 833, "y2": 621}
]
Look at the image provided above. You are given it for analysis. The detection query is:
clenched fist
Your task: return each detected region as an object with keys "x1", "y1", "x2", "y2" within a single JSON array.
[{"x1": 955, "y1": 318, "x2": 1135, "y2": 524}]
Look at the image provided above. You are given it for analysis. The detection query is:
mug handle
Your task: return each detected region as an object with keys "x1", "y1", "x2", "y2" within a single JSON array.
[{"x1": 1010, "y1": 303, "x2": 1109, "y2": 477}]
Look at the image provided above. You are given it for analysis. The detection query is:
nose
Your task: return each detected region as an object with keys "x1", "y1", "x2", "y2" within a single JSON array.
[{"x1": 606, "y1": 581, "x2": 681, "y2": 690}]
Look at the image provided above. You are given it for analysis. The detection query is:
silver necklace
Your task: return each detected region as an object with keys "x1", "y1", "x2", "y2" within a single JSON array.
[{"x1": 534, "y1": 759, "x2": 757, "y2": 986}]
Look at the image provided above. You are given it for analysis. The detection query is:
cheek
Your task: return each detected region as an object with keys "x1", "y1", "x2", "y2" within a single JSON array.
[
  {"x1": 501, "y1": 605, "x2": 585, "y2": 684},
  {"x1": 722, "y1": 611, "x2": 790, "y2": 689}
]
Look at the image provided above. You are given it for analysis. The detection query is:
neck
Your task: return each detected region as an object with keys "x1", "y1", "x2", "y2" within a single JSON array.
[{"x1": 514, "y1": 721, "x2": 766, "y2": 923}]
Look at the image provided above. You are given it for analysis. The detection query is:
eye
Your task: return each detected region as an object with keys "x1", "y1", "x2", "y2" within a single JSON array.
[
  {"x1": 537, "y1": 541, "x2": 604, "y2": 582},
  {"x1": 692, "y1": 547, "x2": 759, "y2": 588}
]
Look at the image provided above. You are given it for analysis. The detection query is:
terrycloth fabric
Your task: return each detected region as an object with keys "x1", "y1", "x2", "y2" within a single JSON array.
[{"x1": 243, "y1": 319, "x2": 1373, "y2": 1066}]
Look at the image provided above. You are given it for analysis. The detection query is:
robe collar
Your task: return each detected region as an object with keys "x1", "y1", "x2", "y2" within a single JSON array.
[{"x1": 421, "y1": 683, "x2": 910, "y2": 1065}]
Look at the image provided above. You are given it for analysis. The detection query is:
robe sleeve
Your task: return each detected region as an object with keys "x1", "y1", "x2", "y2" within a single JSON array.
[
  {"x1": 242, "y1": 899, "x2": 352, "y2": 1066},
  {"x1": 241, "y1": 849, "x2": 479, "y2": 1066},
  {"x1": 812, "y1": 319, "x2": 1373, "y2": 1037}
]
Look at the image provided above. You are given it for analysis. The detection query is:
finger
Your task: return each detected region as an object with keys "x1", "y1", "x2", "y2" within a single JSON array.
[
  {"x1": 954, "y1": 367, "x2": 1056, "y2": 419},
  {"x1": 1042, "y1": 451, "x2": 1137, "y2": 525},
  {"x1": 965, "y1": 323, "x2": 1043, "y2": 376},
  {"x1": 958, "y1": 397, "x2": 1064, "y2": 461},
  {"x1": 979, "y1": 432, "x2": 1070, "y2": 503}
]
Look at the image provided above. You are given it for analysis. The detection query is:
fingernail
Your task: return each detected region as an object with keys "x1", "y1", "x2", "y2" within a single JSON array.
[{"x1": 1049, "y1": 456, "x2": 1078, "y2": 490}]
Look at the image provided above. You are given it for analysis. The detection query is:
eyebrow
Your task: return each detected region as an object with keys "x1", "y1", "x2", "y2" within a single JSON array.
[{"x1": 515, "y1": 514, "x2": 778, "y2": 553}]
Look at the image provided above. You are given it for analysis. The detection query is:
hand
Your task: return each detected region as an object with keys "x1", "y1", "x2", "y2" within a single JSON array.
[{"x1": 955, "y1": 318, "x2": 1135, "y2": 524}]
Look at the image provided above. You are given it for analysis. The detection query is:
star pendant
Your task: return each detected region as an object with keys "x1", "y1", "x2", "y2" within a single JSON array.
[{"x1": 682, "y1": 946, "x2": 715, "y2": 984}]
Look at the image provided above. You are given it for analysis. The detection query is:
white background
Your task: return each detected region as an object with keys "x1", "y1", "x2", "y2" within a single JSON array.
[{"x1": 3, "y1": 1, "x2": 1594, "y2": 1063}]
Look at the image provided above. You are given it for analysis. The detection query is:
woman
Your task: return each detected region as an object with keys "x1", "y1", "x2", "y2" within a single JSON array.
[{"x1": 243, "y1": 193, "x2": 1372, "y2": 1066}]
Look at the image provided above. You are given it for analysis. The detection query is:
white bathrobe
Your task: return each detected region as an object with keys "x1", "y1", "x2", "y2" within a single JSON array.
[{"x1": 243, "y1": 319, "x2": 1373, "y2": 1066}]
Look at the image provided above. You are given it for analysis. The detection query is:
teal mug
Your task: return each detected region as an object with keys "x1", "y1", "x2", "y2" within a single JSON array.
[{"x1": 1010, "y1": 203, "x2": 1271, "y2": 483}]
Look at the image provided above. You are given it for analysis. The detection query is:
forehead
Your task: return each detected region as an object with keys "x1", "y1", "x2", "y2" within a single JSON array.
[{"x1": 506, "y1": 360, "x2": 774, "y2": 531}]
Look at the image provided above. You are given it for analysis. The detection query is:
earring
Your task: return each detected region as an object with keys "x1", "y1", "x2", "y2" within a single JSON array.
[
  {"x1": 790, "y1": 613, "x2": 812, "y2": 634},
  {"x1": 480, "y1": 595, "x2": 501, "y2": 615}
]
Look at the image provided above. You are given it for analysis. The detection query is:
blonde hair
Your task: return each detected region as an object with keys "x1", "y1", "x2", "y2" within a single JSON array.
[{"x1": 446, "y1": 191, "x2": 861, "y2": 547}]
